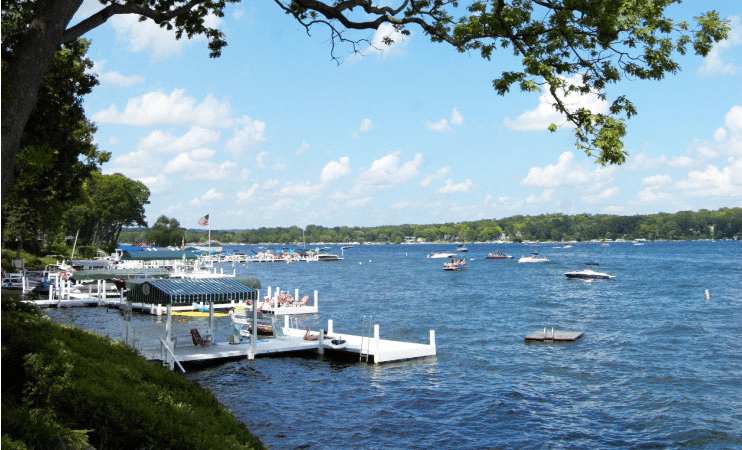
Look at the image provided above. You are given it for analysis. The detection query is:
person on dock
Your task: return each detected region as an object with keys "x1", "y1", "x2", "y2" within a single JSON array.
[{"x1": 304, "y1": 327, "x2": 332, "y2": 341}]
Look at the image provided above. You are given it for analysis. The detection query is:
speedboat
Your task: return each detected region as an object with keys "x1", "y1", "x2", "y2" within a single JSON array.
[
  {"x1": 564, "y1": 263, "x2": 615, "y2": 280},
  {"x1": 428, "y1": 251, "x2": 457, "y2": 259},
  {"x1": 456, "y1": 245, "x2": 468, "y2": 252},
  {"x1": 486, "y1": 250, "x2": 513, "y2": 259},
  {"x1": 518, "y1": 252, "x2": 549, "y2": 263}
]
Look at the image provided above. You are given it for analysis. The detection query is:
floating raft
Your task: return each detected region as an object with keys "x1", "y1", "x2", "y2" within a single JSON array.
[{"x1": 525, "y1": 327, "x2": 584, "y2": 342}]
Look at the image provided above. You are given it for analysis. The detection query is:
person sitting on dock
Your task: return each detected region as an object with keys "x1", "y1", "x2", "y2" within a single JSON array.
[{"x1": 304, "y1": 327, "x2": 332, "y2": 341}]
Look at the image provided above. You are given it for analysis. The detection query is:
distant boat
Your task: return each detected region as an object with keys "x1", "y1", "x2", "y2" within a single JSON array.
[
  {"x1": 518, "y1": 252, "x2": 549, "y2": 263},
  {"x1": 564, "y1": 263, "x2": 615, "y2": 280},
  {"x1": 443, "y1": 257, "x2": 467, "y2": 271},
  {"x1": 317, "y1": 253, "x2": 343, "y2": 261},
  {"x1": 456, "y1": 245, "x2": 468, "y2": 253},
  {"x1": 486, "y1": 250, "x2": 513, "y2": 259},
  {"x1": 428, "y1": 251, "x2": 457, "y2": 259}
]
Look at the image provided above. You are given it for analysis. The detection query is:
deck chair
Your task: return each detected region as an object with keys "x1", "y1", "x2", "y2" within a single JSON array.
[{"x1": 190, "y1": 328, "x2": 211, "y2": 347}]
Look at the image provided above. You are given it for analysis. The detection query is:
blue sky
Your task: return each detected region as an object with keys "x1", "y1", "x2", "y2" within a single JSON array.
[{"x1": 74, "y1": 0, "x2": 742, "y2": 230}]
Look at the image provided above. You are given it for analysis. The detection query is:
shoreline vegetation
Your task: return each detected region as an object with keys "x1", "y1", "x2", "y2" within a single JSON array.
[
  {"x1": 120, "y1": 208, "x2": 742, "y2": 246},
  {"x1": 1, "y1": 297, "x2": 267, "y2": 450}
]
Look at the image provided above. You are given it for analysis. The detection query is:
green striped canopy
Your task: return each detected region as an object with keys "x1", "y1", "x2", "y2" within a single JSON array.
[{"x1": 127, "y1": 278, "x2": 258, "y2": 305}]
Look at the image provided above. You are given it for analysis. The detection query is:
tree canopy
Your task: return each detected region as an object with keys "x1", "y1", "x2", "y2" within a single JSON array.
[
  {"x1": 1, "y1": 36, "x2": 110, "y2": 254},
  {"x1": 1, "y1": 0, "x2": 730, "y2": 200}
]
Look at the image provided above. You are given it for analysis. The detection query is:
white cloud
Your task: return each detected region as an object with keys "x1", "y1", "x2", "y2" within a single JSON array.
[
  {"x1": 698, "y1": 16, "x2": 742, "y2": 77},
  {"x1": 163, "y1": 149, "x2": 236, "y2": 180},
  {"x1": 450, "y1": 108, "x2": 463, "y2": 125},
  {"x1": 581, "y1": 186, "x2": 619, "y2": 203},
  {"x1": 110, "y1": 13, "x2": 222, "y2": 61},
  {"x1": 525, "y1": 189, "x2": 555, "y2": 204},
  {"x1": 642, "y1": 174, "x2": 674, "y2": 187},
  {"x1": 93, "y1": 89, "x2": 233, "y2": 127},
  {"x1": 355, "y1": 152, "x2": 424, "y2": 191},
  {"x1": 358, "y1": 23, "x2": 411, "y2": 58},
  {"x1": 438, "y1": 179, "x2": 473, "y2": 194},
  {"x1": 360, "y1": 118, "x2": 374, "y2": 132},
  {"x1": 225, "y1": 115, "x2": 267, "y2": 154},
  {"x1": 675, "y1": 164, "x2": 742, "y2": 198},
  {"x1": 504, "y1": 74, "x2": 608, "y2": 131},
  {"x1": 425, "y1": 118, "x2": 450, "y2": 132},
  {"x1": 278, "y1": 181, "x2": 326, "y2": 198},
  {"x1": 297, "y1": 141, "x2": 311, "y2": 155},
  {"x1": 190, "y1": 188, "x2": 224, "y2": 206},
  {"x1": 629, "y1": 153, "x2": 697, "y2": 171},
  {"x1": 425, "y1": 108, "x2": 464, "y2": 133},
  {"x1": 421, "y1": 166, "x2": 450, "y2": 187},
  {"x1": 348, "y1": 197, "x2": 373, "y2": 207},
  {"x1": 351, "y1": 118, "x2": 374, "y2": 138},
  {"x1": 256, "y1": 152, "x2": 268, "y2": 169},
  {"x1": 320, "y1": 156, "x2": 351, "y2": 183},
  {"x1": 93, "y1": 60, "x2": 145, "y2": 86},
  {"x1": 521, "y1": 151, "x2": 612, "y2": 188},
  {"x1": 236, "y1": 184, "x2": 260, "y2": 203},
  {"x1": 139, "y1": 127, "x2": 220, "y2": 154}
]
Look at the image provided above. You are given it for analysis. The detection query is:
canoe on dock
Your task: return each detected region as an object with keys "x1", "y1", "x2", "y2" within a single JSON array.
[{"x1": 525, "y1": 327, "x2": 584, "y2": 342}]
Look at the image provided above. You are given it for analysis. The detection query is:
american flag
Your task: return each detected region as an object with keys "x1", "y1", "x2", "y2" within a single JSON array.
[{"x1": 198, "y1": 214, "x2": 209, "y2": 226}]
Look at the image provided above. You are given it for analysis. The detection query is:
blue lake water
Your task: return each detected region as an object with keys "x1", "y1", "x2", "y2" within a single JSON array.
[{"x1": 46, "y1": 241, "x2": 742, "y2": 449}]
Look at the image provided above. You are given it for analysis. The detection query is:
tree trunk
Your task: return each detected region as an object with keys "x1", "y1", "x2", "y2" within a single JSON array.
[{"x1": 1, "y1": 0, "x2": 83, "y2": 200}]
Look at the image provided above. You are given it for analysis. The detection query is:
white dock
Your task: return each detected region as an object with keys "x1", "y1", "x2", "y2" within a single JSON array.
[{"x1": 142, "y1": 318, "x2": 436, "y2": 370}]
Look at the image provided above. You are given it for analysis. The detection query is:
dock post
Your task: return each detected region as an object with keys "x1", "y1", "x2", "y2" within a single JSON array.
[
  {"x1": 374, "y1": 324, "x2": 380, "y2": 363},
  {"x1": 318, "y1": 330, "x2": 325, "y2": 355},
  {"x1": 328, "y1": 319, "x2": 334, "y2": 335},
  {"x1": 295, "y1": 288, "x2": 299, "y2": 303},
  {"x1": 430, "y1": 330, "x2": 436, "y2": 349},
  {"x1": 314, "y1": 290, "x2": 318, "y2": 308}
]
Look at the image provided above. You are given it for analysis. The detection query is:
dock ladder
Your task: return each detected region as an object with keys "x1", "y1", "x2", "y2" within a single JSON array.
[{"x1": 359, "y1": 315, "x2": 372, "y2": 362}]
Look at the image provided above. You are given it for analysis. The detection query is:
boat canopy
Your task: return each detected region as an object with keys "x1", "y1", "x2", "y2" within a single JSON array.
[
  {"x1": 70, "y1": 268, "x2": 171, "y2": 281},
  {"x1": 120, "y1": 249, "x2": 199, "y2": 261},
  {"x1": 127, "y1": 278, "x2": 258, "y2": 305}
]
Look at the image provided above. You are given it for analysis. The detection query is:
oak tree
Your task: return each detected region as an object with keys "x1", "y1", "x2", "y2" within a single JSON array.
[{"x1": 1, "y1": 0, "x2": 730, "y2": 200}]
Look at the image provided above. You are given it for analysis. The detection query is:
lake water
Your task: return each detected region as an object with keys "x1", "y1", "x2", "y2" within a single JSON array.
[{"x1": 45, "y1": 241, "x2": 742, "y2": 449}]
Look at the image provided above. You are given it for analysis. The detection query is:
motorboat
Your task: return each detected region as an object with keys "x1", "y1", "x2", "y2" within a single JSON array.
[
  {"x1": 564, "y1": 263, "x2": 615, "y2": 280},
  {"x1": 317, "y1": 253, "x2": 343, "y2": 261},
  {"x1": 456, "y1": 245, "x2": 468, "y2": 252},
  {"x1": 428, "y1": 251, "x2": 457, "y2": 259},
  {"x1": 443, "y1": 257, "x2": 467, "y2": 271},
  {"x1": 486, "y1": 250, "x2": 513, "y2": 259},
  {"x1": 518, "y1": 252, "x2": 549, "y2": 263}
]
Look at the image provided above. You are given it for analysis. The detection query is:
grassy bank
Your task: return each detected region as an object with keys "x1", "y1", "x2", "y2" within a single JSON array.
[{"x1": 1, "y1": 298, "x2": 267, "y2": 450}]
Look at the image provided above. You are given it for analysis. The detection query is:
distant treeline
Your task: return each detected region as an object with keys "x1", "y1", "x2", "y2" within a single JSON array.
[{"x1": 119, "y1": 208, "x2": 741, "y2": 245}]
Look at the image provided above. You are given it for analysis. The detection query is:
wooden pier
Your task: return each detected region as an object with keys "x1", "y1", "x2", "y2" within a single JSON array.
[{"x1": 524, "y1": 327, "x2": 584, "y2": 342}]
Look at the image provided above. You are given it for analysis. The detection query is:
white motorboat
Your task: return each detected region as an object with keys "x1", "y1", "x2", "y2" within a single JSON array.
[
  {"x1": 564, "y1": 263, "x2": 615, "y2": 280},
  {"x1": 518, "y1": 252, "x2": 549, "y2": 263},
  {"x1": 428, "y1": 251, "x2": 457, "y2": 259}
]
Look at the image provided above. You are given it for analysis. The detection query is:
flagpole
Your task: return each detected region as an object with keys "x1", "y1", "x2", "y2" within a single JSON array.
[{"x1": 208, "y1": 213, "x2": 211, "y2": 247}]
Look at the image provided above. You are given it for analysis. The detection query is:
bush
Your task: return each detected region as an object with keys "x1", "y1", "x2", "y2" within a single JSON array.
[{"x1": 1, "y1": 297, "x2": 266, "y2": 450}]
